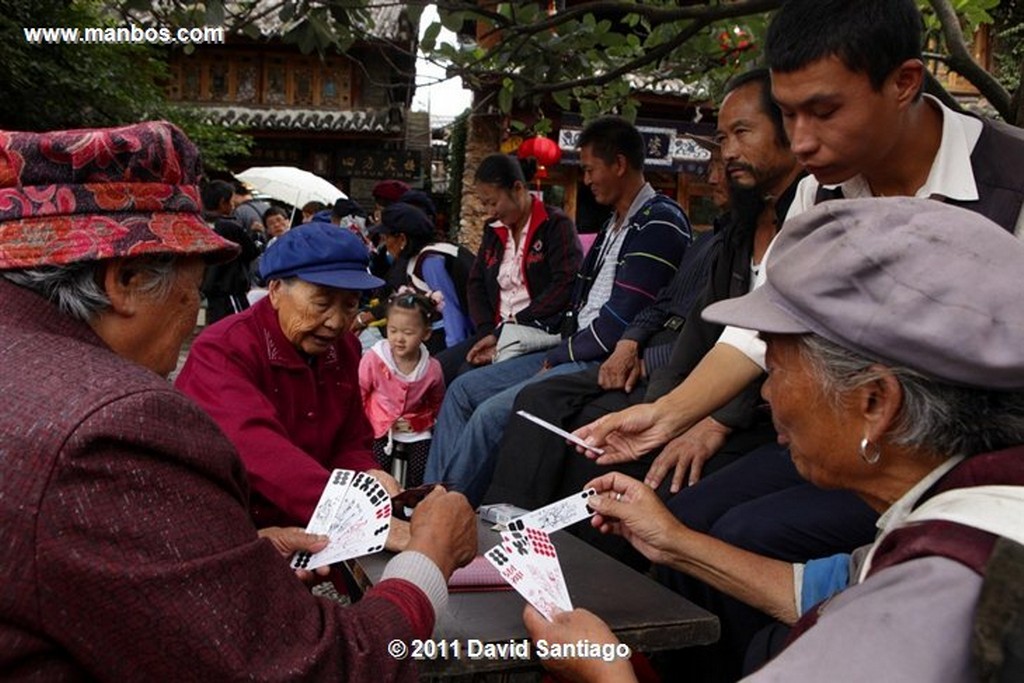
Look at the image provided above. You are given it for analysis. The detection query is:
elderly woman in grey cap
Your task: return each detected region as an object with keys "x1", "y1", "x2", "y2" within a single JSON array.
[{"x1": 523, "y1": 198, "x2": 1024, "y2": 683}]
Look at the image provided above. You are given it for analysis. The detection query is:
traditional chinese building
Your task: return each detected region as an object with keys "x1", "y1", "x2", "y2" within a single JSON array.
[{"x1": 163, "y1": 1, "x2": 427, "y2": 210}]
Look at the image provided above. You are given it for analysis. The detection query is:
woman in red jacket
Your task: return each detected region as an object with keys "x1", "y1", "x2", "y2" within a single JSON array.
[{"x1": 436, "y1": 153, "x2": 583, "y2": 383}]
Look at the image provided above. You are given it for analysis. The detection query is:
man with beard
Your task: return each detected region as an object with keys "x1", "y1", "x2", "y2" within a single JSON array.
[{"x1": 484, "y1": 69, "x2": 805, "y2": 517}]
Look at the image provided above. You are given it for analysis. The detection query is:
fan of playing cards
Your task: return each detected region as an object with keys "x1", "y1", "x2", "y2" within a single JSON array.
[
  {"x1": 485, "y1": 528, "x2": 572, "y2": 621},
  {"x1": 291, "y1": 469, "x2": 392, "y2": 572},
  {"x1": 483, "y1": 487, "x2": 598, "y2": 620}
]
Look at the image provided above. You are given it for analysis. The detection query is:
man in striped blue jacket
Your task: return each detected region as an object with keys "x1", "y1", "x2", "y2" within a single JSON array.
[{"x1": 426, "y1": 116, "x2": 692, "y2": 505}]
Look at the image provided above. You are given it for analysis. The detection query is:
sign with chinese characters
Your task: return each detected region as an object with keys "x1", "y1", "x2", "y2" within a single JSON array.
[
  {"x1": 558, "y1": 124, "x2": 712, "y2": 171},
  {"x1": 336, "y1": 149, "x2": 422, "y2": 180}
]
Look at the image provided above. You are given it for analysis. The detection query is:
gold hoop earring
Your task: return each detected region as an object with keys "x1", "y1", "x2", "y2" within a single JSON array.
[{"x1": 859, "y1": 437, "x2": 881, "y2": 465}]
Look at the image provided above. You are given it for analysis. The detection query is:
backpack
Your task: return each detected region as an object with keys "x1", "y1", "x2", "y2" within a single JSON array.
[{"x1": 407, "y1": 243, "x2": 475, "y2": 313}]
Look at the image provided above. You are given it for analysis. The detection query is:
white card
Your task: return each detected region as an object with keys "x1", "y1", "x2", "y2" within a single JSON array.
[
  {"x1": 501, "y1": 528, "x2": 571, "y2": 609},
  {"x1": 507, "y1": 488, "x2": 597, "y2": 533},
  {"x1": 291, "y1": 469, "x2": 392, "y2": 571},
  {"x1": 485, "y1": 544, "x2": 568, "y2": 621},
  {"x1": 515, "y1": 410, "x2": 605, "y2": 455}
]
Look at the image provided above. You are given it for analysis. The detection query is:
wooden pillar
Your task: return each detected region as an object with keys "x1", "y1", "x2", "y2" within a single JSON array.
[
  {"x1": 457, "y1": 111, "x2": 502, "y2": 253},
  {"x1": 565, "y1": 167, "x2": 579, "y2": 223}
]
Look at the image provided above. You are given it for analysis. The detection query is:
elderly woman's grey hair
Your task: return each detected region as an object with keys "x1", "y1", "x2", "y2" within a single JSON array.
[
  {"x1": 799, "y1": 334, "x2": 1024, "y2": 459},
  {"x1": 2, "y1": 255, "x2": 181, "y2": 322}
]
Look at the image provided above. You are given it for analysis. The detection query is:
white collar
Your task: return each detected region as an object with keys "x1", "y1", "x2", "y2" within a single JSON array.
[
  {"x1": 823, "y1": 95, "x2": 982, "y2": 202},
  {"x1": 370, "y1": 338, "x2": 430, "y2": 381},
  {"x1": 613, "y1": 182, "x2": 657, "y2": 231},
  {"x1": 874, "y1": 456, "x2": 965, "y2": 536}
]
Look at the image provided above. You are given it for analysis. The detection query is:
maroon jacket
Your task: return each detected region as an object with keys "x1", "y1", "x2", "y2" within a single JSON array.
[
  {"x1": 176, "y1": 297, "x2": 378, "y2": 528},
  {"x1": 467, "y1": 197, "x2": 582, "y2": 335},
  {"x1": 0, "y1": 278, "x2": 430, "y2": 681}
]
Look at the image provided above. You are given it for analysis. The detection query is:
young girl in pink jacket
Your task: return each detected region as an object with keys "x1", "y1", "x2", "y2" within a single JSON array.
[{"x1": 359, "y1": 293, "x2": 445, "y2": 486}]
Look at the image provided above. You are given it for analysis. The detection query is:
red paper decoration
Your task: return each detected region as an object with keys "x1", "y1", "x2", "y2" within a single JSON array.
[{"x1": 517, "y1": 135, "x2": 562, "y2": 185}]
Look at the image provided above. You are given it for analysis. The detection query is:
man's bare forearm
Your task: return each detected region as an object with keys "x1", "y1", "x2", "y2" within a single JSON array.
[{"x1": 650, "y1": 343, "x2": 764, "y2": 439}]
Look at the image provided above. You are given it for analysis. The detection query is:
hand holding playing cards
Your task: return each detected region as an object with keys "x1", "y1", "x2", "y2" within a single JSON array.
[
  {"x1": 406, "y1": 487, "x2": 477, "y2": 580},
  {"x1": 523, "y1": 606, "x2": 637, "y2": 683},
  {"x1": 366, "y1": 469, "x2": 402, "y2": 497},
  {"x1": 258, "y1": 527, "x2": 331, "y2": 581},
  {"x1": 572, "y1": 403, "x2": 677, "y2": 465},
  {"x1": 385, "y1": 518, "x2": 411, "y2": 552},
  {"x1": 585, "y1": 473, "x2": 686, "y2": 567}
]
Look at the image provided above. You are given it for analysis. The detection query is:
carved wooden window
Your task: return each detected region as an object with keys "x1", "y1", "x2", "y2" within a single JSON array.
[{"x1": 168, "y1": 52, "x2": 354, "y2": 108}]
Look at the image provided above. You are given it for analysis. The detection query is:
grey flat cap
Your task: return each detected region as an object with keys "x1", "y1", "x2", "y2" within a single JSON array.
[{"x1": 702, "y1": 197, "x2": 1024, "y2": 389}]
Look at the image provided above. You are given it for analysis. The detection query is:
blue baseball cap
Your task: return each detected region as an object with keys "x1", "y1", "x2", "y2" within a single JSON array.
[{"x1": 259, "y1": 222, "x2": 384, "y2": 290}]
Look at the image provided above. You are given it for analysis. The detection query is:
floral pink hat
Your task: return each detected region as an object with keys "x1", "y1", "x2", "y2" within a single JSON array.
[{"x1": 0, "y1": 120, "x2": 238, "y2": 269}]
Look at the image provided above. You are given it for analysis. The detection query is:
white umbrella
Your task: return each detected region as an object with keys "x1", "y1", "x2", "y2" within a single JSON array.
[{"x1": 236, "y1": 166, "x2": 346, "y2": 209}]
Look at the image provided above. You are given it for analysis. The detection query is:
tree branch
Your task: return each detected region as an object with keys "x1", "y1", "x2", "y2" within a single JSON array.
[
  {"x1": 441, "y1": 0, "x2": 782, "y2": 44},
  {"x1": 527, "y1": 19, "x2": 708, "y2": 93},
  {"x1": 1012, "y1": 61, "x2": 1024, "y2": 127},
  {"x1": 442, "y1": 0, "x2": 782, "y2": 98},
  {"x1": 927, "y1": 0, "x2": 1012, "y2": 119}
]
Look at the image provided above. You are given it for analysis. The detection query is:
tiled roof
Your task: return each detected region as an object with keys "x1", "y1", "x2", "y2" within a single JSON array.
[
  {"x1": 131, "y1": 0, "x2": 409, "y2": 42},
  {"x1": 197, "y1": 105, "x2": 404, "y2": 133}
]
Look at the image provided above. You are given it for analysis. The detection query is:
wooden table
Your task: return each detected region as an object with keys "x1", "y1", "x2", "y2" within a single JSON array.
[{"x1": 356, "y1": 518, "x2": 720, "y2": 677}]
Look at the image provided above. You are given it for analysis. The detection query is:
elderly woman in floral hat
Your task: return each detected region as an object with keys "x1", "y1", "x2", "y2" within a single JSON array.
[{"x1": 0, "y1": 121, "x2": 475, "y2": 681}]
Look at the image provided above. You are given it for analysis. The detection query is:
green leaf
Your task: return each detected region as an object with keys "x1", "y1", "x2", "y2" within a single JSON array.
[
  {"x1": 204, "y1": 1, "x2": 224, "y2": 27},
  {"x1": 421, "y1": 22, "x2": 441, "y2": 52},
  {"x1": 242, "y1": 21, "x2": 261, "y2": 39},
  {"x1": 439, "y1": 10, "x2": 465, "y2": 33},
  {"x1": 498, "y1": 80, "x2": 513, "y2": 113},
  {"x1": 552, "y1": 87, "x2": 571, "y2": 111},
  {"x1": 405, "y1": 2, "x2": 424, "y2": 29}
]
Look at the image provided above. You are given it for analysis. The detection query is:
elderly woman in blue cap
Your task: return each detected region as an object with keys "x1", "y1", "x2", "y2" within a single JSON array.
[
  {"x1": 177, "y1": 222, "x2": 403, "y2": 530},
  {"x1": 523, "y1": 198, "x2": 1024, "y2": 682}
]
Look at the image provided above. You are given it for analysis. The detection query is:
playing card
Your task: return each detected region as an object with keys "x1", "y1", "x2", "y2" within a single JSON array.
[
  {"x1": 484, "y1": 544, "x2": 568, "y2": 621},
  {"x1": 304, "y1": 469, "x2": 356, "y2": 536},
  {"x1": 507, "y1": 488, "x2": 597, "y2": 533},
  {"x1": 291, "y1": 469, "x2": 392, "y2": 571},
  {"x1": 515, "y1": 410, "x2": 605, "y2": 454},
  {"x1": 501, "y1": 528, "x2": 571, "y2": 609}
]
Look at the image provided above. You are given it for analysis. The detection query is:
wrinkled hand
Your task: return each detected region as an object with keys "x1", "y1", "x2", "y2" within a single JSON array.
[
  {"x1": 584, "y1": 473, "x2": 685, "y2": 566},
  {"x1": 466, "y1": 334, "x2": 498, "y2": 366},
  {"x1": 644, "y1": 416, "x2": 732, "y2": 493},
  {"x1": 386, "y1": 518, "x2": 411, "y2": 552},
  {"x1": 258, "y1": 526, "x2": 330, "y2": 582},
  {"x1": 367, "y1": 469, "x2": 402, "y2": 497},
  {"x1": 406, "y1": 487, "x2": 477, "y2": 579},
  {"x1": 523, "y1": 606, "x2": 636, "y2": 683},
  {"x1": 572, "y1": 403, "x2": 674, "y2": 466},
  {"x1": 598, "y1": 340, "x2": 643, "y2": 392}
]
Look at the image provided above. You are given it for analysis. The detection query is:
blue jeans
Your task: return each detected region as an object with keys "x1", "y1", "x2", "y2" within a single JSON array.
[{"x1": 425, "y1": 352, "x2": 595, "y2": 506}]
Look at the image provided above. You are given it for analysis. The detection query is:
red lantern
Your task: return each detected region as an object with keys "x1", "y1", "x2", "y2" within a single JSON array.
[{"x1": 517, "y1": 135, "x2": 562, "y2": 187}]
